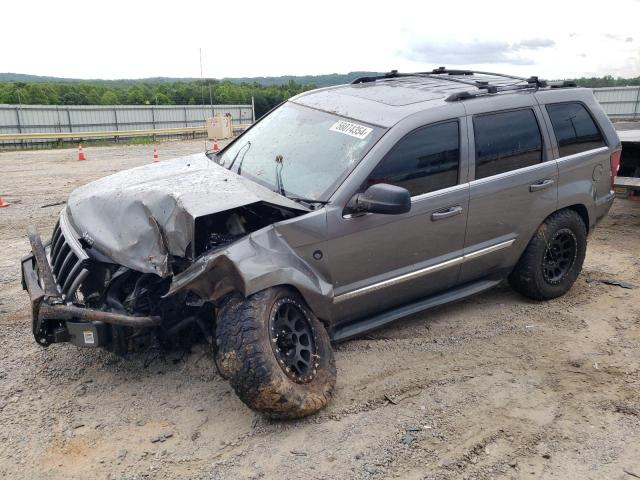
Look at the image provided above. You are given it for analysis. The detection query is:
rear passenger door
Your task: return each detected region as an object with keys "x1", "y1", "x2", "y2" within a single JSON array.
[{"x1": 459, "y1": 97, "x2": 558, "y2": 284}]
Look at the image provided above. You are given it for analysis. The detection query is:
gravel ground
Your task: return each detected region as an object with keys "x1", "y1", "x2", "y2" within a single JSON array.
[{"x1": 0, "y1": 140, "x2": 639, "y2": 480}]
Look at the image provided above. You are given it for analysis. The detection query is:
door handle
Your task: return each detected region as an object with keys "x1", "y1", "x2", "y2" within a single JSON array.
[
  {"x1": 529, "y1": 179, "x2": 554, "y2": 192},
  {"x1": 431, "y1": 206, "x2": 463, "y2": 221}
]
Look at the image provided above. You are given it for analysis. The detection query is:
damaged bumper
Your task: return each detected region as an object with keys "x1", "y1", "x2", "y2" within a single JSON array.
[{"x1": 21, "y1": 225, "x2": 161, "y2": 348}]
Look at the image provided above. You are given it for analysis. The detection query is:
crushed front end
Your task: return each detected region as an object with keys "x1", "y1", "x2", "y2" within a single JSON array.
[
  {"x1": 20, "y1": 153, "x2": 315, "y2": 354},
  {"x1": 21, "y1": 209, "x2": 201, "y2": 354}
]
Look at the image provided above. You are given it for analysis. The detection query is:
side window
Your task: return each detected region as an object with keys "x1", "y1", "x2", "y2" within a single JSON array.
[
  {"x1": 546, "y1": 102, "x2": 605, "y2": 157},
  {"x1": 367, "y1": 120, "x2": 459, "y2": 196},
  {"x1": 473, "y1": 109, "x2": 543, "y2": 180}
]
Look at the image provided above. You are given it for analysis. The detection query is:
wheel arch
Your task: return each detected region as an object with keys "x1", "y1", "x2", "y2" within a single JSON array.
[
  {"x1": 164, "y1": 226, "x2": 334, "y2": 322},
  {"x1": 558, "y1": 203, "x2": 590, "y2": 233}
]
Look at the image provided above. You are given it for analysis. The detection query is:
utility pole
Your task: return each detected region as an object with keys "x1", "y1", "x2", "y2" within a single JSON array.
[
  {"x1": 199, "y1": 47, "x2": 207, "y2": 150},
  {"x1": 199, "y1": 48, "x2": 205, "y2": 106},
  {"x1": 209, "y1": 84, "x2": 213, "y2": 117}
]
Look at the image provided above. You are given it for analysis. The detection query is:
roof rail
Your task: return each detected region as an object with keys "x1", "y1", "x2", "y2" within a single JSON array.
[
  {"x1": 350, "y1": 67, "x2": 577, "y2": 101},
  {"x1": 444, "y1": 79, "x2": 578, "y2": 101},
  {"x1": 429, "y1": 66, "x2": 544, "y2": 84},
  {"x1": 351, "y1": 70, "x2": 400, "y2": 84}
]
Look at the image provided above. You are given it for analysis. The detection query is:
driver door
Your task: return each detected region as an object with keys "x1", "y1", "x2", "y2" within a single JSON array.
[{"x1": 326, "y1": 119, "x2": 470, "y2": 324}]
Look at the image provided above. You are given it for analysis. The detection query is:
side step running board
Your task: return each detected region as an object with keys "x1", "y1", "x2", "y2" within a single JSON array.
[{"x1": 330, "y1": 279, "x2": 502, "y2": 342}]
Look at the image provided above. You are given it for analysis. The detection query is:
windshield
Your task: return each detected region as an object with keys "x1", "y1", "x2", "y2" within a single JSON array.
[{"x1": 217, "y1": 102, "x2": 384, "y2": 201}]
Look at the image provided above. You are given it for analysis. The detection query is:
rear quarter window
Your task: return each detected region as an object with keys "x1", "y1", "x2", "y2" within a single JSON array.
[{"x1": 546, "y1": 102, "x2": 605, "y2": 157}]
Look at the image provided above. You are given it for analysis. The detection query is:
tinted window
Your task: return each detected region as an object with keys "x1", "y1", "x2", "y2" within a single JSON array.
[
  {"x1": 546, "y1": 102, "x2": 605, "y2": 157},
  {"x1": 367, "y1": 121, "x2": 459, "y2": 196},
  {"x1": 474, "y1": 109, "x2": 543, "y2": 179}
]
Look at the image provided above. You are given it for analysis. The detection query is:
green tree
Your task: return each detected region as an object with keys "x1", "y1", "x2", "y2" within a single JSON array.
[
  {"x1": 100, "y1": 91, "x2": 119, "y2": 105},
  {"x1": 154, "y1": 92, "x2": 171, "y2": 105},
  {"x1": 0, "y1": 76, "x2": 315, "y2": 115},
  {"x1": 27, "y1": 84, "x2": 48, "y2": 104}
]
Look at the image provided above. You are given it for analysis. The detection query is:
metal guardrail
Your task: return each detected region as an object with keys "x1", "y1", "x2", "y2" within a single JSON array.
[
  {"x1": 0, "y1": 103, "x2": 255, "y2": 147},
  {"x1": 592, "y1": 86, "x2": 640, "y2": 119},
  {"x1": 0, "y1": 124, "x2": 251, "y2": 141}
]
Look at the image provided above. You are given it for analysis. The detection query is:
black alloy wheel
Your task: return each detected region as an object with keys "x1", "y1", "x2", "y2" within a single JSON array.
[
  {"x1": 269, "y1": 298, "x2": 318, "y2": 383},
  {"x1": 542, "y1": 229, "x2": 578, "y2": 285}
]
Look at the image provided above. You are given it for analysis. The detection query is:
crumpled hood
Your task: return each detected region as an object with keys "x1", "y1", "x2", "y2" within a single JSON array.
[{"x1": 66, "y1": 152, "x2": 307, "y2": 277}]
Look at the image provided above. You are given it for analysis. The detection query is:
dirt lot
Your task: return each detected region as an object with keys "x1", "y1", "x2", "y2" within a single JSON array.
[{"x1": 0, "y1": 140, "x2": 639, "y2": 480}]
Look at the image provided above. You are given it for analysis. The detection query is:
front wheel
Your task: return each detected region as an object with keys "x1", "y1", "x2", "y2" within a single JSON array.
[
  {"x1": 215, "y1": 287, "x2": 336, "y2": 419},
  {"x1": 509, "y1": 209, "x2": 587, "y2": 300}
]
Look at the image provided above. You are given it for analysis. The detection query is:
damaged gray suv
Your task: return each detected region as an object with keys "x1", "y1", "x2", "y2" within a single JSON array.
[{"x1": 22, "y1": 68, "x2": 621, "y2": 418}]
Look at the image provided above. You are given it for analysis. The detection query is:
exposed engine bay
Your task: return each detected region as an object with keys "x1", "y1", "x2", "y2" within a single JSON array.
[{"x1": 194, "y1": 203, "x2": 300, "y2": 255}]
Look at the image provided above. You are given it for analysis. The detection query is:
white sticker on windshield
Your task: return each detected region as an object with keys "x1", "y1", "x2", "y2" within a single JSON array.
[{"x1": 329, "y1": 120, "x2": 372, "y2": 139}]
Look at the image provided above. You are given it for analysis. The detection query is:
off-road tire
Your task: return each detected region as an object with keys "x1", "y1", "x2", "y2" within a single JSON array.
[
  {"x1": 215, "y1": 287, "x2": 336, "y2": 419},
  {"x1": 213, "y1": 295, "x2": 243, "y2": 380},
  {"x1": 509, "y1": 209, "x2": 587, "y2": 300}
]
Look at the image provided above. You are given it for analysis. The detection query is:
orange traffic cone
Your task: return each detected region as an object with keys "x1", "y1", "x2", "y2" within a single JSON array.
[
  {"x1": 213, "y1": 142, "x2": 219, "y2": 152},
  {"x1": 78, "y1": 144, "x2": 86, "y2": 161},
  {"x1": 0, "y1": 196, "x2": 9, "y2": 208},
  {"x1": 153, "y1": 146, "x2": 159, "y2": 163}
]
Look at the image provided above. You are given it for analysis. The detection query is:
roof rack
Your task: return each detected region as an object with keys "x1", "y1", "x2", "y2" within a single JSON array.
[
  {"x1": 350, "y1": 67, "x2": 577, "y2": 101},
  {"x1": 351, "y1": 70, "x2": 401, "y2": 84}
]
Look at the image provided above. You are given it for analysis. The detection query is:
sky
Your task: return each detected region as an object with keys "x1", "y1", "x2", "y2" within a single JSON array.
[{"x1": 1, "y1": 0, "x2": 639, "y2": 80}]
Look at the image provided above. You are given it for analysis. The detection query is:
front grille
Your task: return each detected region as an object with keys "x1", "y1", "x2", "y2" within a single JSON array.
[{"x1": 49, "y1": 217, "x2": 90, "y2": 301}]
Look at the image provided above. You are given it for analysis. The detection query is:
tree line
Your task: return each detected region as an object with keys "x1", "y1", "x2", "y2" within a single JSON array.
[
  {"x1": 573, "y1": 75, "x2": 640, "y2": 88},
  {"x1": 0, "y1": 80, "x2": 314, "y2": 118},
  {"x1": 0, "y1": 74, "x2": 638, "y2": 118}
]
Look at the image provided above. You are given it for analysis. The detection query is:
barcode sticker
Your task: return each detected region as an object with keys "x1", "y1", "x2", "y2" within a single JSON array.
[{"x1": 329, "y1": 120, "x2": 372, "y2": 139}]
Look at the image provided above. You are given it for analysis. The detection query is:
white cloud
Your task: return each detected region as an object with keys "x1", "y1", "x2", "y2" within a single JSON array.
[{"x1": 402, "y1": 38, "x2": 556, "y2": 66}]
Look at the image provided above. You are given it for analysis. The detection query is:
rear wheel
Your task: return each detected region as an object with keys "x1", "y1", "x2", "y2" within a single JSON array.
[
  {"x1": 215, "y1": 287, "x2": 336, "y2": 419},
  {"x1": 509, "y1": 209, "x2": 587, "y2": 300}
]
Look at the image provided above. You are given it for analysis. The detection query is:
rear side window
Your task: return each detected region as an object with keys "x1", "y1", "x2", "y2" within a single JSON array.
[
  {"x1": 473, "y1": 109, "x2": 543, "y2": 180},
  {"x1": 367, "y1": 120, "x2": 459, "y2": 196},
  {"x1": 546, "y1": 102, "x2": 605, "y2": 157}
]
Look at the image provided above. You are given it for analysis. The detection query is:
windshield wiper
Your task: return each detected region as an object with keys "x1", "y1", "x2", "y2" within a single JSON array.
[
  {"x1": 227, "y1": 140, "x2": 251, "y2": 172},
  {"x1": 287, "y1": 196, "x2": 330, "y2": 207},
  {"x1": 275, "y1": 154, "x2": 285, "y2": 196},
  {"x1": 272, "y1": 153, "x2": 329, "y2": 209},
  {"x1": 237, "y1": 141, "x2": 252, "y2": 175}
]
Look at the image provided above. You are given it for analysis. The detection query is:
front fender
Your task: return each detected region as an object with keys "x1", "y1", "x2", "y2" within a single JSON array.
[{"x1": 164, "y1": 225, "x2": 334, "y2": 320}]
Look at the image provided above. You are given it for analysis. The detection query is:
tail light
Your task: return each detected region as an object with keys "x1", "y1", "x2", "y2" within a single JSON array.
[{"x1": 610, "y1": 149, "x2": 622, "y2": 188}]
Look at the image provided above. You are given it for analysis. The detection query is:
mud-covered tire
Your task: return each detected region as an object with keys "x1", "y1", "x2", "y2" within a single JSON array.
[
  {"x1": 509, "y1": 209, "x2": 587, "y2": 301},
  {"x1": 215, "y1": 287, "x2": 336, "y2": 419},
  {"x1": 213, "y1": 295, "x2": 243, "y2": 380}
]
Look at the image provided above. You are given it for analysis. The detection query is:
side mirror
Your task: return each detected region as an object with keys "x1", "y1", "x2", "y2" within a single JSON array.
[{"x1": 348, "y1": 183, "x2": 411, "y2": 215}]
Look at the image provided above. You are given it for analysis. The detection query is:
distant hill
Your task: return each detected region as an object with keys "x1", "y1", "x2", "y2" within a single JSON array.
[
  {"x1": 0, "y1": 73, "x2": 80, "y2": 83},
  {"x1": 3, "y1": 71, "x2": 640, "y2": 89},
  {"x1": 0, "y1": 71, "x2": 382, "y2": 87},
  {"x1": 222, "y1": 72, "x2": 382, "y2": 88}
]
